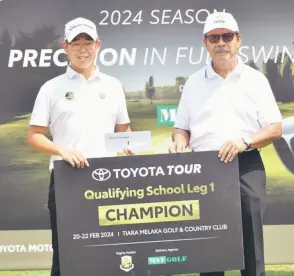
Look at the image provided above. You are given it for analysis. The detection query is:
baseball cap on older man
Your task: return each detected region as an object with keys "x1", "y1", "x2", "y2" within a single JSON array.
[
  {"x1": 203, "y1": 12, "x2": 239, "y2": 34},
  {"x1": 64, "y1": 17, "x2": 99, "y2": 42}
]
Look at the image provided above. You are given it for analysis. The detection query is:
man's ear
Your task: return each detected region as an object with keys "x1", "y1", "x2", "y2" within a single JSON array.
[
  {"x1": 236, "y1": 34, "x2": 242, "y2": 48},
  {"x1": 62, "y1": 40, "x2": 68, "y2": 54},
  {"x1": 203, "y1": 37, "x2": 208, "y2": 48},
  {"x1": 96, "y1": 40, "x2": 102, "y2": 51}
]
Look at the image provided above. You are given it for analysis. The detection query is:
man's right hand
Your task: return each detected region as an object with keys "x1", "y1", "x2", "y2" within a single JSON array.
[
  {"x1": 58, "y1": 148, "x2": 89, "y2": 168},
  {"x1": 168, "y1": 141, "x2": 186, "y2": 153}
]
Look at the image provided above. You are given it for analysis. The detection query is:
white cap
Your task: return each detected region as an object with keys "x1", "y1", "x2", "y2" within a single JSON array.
[
  {"x1": 64, "y1": 17, "x2": 99, "y2": 42},
  {"x1": 203, "y1": 12, "x2": 239, "y2": 34}
]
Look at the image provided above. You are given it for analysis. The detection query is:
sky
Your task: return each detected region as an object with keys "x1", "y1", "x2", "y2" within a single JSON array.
[{"x1": 0, "y1": 0, "x2": 294, "y2": 91}]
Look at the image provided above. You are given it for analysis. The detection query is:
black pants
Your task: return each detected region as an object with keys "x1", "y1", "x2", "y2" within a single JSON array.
[
  {"x1": 48, "y1": 150, "x2": 266, "y2": 276},
  {"x1": 200, "y1": 150, "x2": 267, "y2": 276}
]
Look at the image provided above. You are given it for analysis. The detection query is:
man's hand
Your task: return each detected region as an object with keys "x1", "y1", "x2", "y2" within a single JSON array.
[
  {"x1": 218, "y1": 139, "x2": 247, "y2": 163},
  {"x1": 123, "y1": 147, "x2": 135, "y2": 156},
  {"x1": 58, "y1": 148, "x2": 89, "y2": 168},
  {"x1": 168, "y1": 141, "x2": 186, "y2": 153},
  {"x1": 169, "y1": 128, "x2": 190, "y2": 153}
]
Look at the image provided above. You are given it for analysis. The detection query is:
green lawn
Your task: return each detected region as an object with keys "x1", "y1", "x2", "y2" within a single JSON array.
[{"x1": 0, "y1": 265, "x2": 293, "y2": 276}]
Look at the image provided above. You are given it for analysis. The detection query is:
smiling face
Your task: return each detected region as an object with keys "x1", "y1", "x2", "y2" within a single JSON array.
[
  {"x1": 62, "y1": 33, "x2": 101, "y2": 70},
  {"x1": 203, "y1": 28, "x2": 241, "y2": 63}
]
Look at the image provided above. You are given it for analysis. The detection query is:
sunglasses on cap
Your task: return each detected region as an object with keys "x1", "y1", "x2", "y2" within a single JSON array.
[{"x1": 205, "y1": 32, "x2": 239, "y2": 44}]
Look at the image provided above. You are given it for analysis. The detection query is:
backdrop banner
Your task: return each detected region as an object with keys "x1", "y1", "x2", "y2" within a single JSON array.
[{"x1": 0, "y1": 0, "x2": 293, "y2": 270}]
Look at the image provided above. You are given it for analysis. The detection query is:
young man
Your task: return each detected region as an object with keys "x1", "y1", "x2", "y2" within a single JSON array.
[
  {"x1": 27, "y1": 17, "x2": 133, "y2": 276},
  {"x1": 169, "y1": 12, "x2": 282, "y2": 276}
]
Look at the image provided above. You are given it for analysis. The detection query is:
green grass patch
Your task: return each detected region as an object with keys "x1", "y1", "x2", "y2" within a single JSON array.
[{"x1": 0, "y1": 265, "x2": 292, "y2": 276}]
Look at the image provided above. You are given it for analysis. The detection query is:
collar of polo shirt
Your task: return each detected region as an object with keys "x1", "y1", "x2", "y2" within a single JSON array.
[
  {"x1": 205, "y1": 56, "x2": 245, "y2": 79},
  {"x1": 65, "y1": 65, "x2": 100, "y2": 80}
]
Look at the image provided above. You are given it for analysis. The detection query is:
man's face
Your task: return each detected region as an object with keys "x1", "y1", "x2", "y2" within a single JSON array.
[
  {"x1": 203, "y1": 28, "x2": 241, "y2": 62},
  {"x1": 62, "y1": 33, "x2": 101, "y2": 69}
]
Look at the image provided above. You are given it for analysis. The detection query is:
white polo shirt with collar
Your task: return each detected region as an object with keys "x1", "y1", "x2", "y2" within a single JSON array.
[
  {"x1": 29, "y1": 66, "x2": 130, "y2": 170},
  {"x1": 175, "y1": 56, "x2": 283, "y2": 152}
]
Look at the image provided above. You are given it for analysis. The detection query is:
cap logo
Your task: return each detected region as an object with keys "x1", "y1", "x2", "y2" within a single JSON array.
[
  {"x1": 68, "y1": 23, "x2": 94, "y2": 31},
  {"x1": 214, "y1": 20, "x2": 225, "y2": 24}
]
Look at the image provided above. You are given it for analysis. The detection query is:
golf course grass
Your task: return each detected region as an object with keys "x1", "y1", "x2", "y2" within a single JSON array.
[{"x1": 0, "y1": 264, "x2": 293, "y2": 276}]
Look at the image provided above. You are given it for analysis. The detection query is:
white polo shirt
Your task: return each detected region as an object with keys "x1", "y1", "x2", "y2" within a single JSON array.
[
  {"x1": 30, "y1": 66, "x2": 130, "y2": 170},
  {"x1": 175, "y1": 57, "x2": 282, "y2": 152}
]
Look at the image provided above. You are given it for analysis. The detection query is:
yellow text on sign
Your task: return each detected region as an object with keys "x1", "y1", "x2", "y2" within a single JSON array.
[{"x1": 98, "y1": 200, "x2": 200, "y2": 226}]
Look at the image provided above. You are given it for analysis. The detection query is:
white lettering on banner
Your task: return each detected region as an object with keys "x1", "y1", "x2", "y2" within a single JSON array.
[
  {"x1": 0, "y1": 244, "x2": 53, "y2": 253},
  {"x1": 97, "y1": 9, "x2": 225, "y2": 26},
  {"x1": 8, "y1": 48, "x2": 137, "y2": 67},
  {"x1": 39, "y1": 49, "x2": 53, "y2": 67},
  {"x1": 113, "y1": 166, "x2": 166, "y2": 179},
  {"x1": 8, "y1": 49, "x2": 67, "y2": 68},
  {"x1": 176, "y1": 47, "x2": 209, "y2": 65},
  {"x1": 99, "y1": 48, "x2": 137, "y2": 66},
  {"x1": 8, "y1": 46, "x2": 293, "y2": 68},
  {"x1": 144, "y1": 47, "x2": 168, "y2": 65},
  {"x1": 28, "y1": 244, "x2": 53, "y2": 252},
  {"x1": 176, "y1": 46, "x2": 293, "y2": 65},
  {"x1": 111, "y1": 164, "x2": 201, "y2": 179},
  {"x1": 99, "y1": 10, "x2": 143, "y2": 25},
  {"x1": 150, "y1": 9, "x2": 226, "y2": 25}
]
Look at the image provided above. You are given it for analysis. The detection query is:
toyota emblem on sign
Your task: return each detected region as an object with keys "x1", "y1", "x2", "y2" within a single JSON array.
[{"x1": 92, "y1": 168, "x2": 111, "y2": 181}]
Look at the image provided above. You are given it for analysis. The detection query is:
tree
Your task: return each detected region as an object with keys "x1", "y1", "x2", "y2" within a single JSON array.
[
  {"x1": 246, "y1": 60, "x2": 259, "y2": 71},
  {"x1": 174, "y1": 76, "x2": 186, "y2": 94},
  {"x1": 145, "y1": 76, "x2": 156, "y2": 104},
  {"x1": 264, "y1": 59, "x2": 282, "y2": 101},
  {"x1": 280, "y1": 55, "x2": 294, "y2": 102}
]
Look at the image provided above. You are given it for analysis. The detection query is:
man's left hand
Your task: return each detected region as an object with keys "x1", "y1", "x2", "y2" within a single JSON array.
[
  {"x1": 218, "y1": 139, "x2": 247, "y2": 163},
  {"x1": 123, "y1": 147, "x2": 135, "y2": 156}
]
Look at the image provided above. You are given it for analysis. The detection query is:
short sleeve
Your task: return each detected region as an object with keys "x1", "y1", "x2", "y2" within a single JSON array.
[
  {"x1": 256, "y1": 74, "x2": 283, "y2": 127},
  {"x1": 29, "y1": 83, "x2": 51, "y2": 127},
  {"x1": 116, "y1": 84, "x2": 130, "y2": 125},
  {"x1": 174, "y1": 78, "x2": 191, "y2": 130}
]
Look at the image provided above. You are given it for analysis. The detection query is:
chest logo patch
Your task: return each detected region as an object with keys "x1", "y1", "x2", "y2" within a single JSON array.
[{"x1": 65, "y1": 92, "x2": 74, "y2": 100}]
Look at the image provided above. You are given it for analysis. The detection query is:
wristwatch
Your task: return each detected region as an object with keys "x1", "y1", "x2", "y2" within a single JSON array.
[{"x1": 242, "y1": 137, "x2": 252, "y2": 150}]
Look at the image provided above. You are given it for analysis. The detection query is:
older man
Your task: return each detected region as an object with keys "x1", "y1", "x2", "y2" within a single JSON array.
[{"x1": 169, "y1": 12, "x2": 282, "y2": 276}]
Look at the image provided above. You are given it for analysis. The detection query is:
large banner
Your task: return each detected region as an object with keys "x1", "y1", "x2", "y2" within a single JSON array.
[
  {"x1": 0, "y1": 0, "x2": 293, "y2": 270},
  {"x1": 54, "y1": 152, "x2": 244, "y2": 275}
]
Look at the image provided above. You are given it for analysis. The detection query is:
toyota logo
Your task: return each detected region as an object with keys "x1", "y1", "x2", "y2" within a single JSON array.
[{"x1": 92, "y1": 168, "x2": 111, "y2": 181}]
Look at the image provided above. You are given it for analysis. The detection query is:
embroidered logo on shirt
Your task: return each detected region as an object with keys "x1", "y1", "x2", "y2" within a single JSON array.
[{"x1": 65, "y1": 92, "x2": 74, "y2": 100}]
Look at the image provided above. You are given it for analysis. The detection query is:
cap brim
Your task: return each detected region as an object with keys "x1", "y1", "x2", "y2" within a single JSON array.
[
  {"x1": 66, "y1": 26, "x2": 98, "y2": 42},
  {"x1": 204, "y1": 24, "x2": 239, "y2": 34}
]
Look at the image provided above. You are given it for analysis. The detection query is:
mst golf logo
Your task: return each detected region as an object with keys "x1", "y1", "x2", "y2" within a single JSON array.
[
  {"x1": 120, "y1": 255, "x2": 134, "y2": 272},
  {"x1": 148, "y1": 256, "x2": 188, "y2": 265},
  {"x1": 92, "y1": 168, "x2": 111, "y2": 181}
]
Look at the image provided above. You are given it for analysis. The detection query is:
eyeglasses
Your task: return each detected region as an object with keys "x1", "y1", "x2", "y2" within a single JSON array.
[
  {"x1": 68, "y1": 41, "x2": 96, "y2": 51},
  {"x1": 205, "y1": 33, "x2": 238, "y2": 44}
]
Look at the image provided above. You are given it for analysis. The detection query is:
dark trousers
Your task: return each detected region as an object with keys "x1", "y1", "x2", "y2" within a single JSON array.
[
  {"x1": 200, "y1": 150, "x2": 267, "y2": 276},
  {"x1": 48, "y1": 172, "x2": 60, "y2": 276}
]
